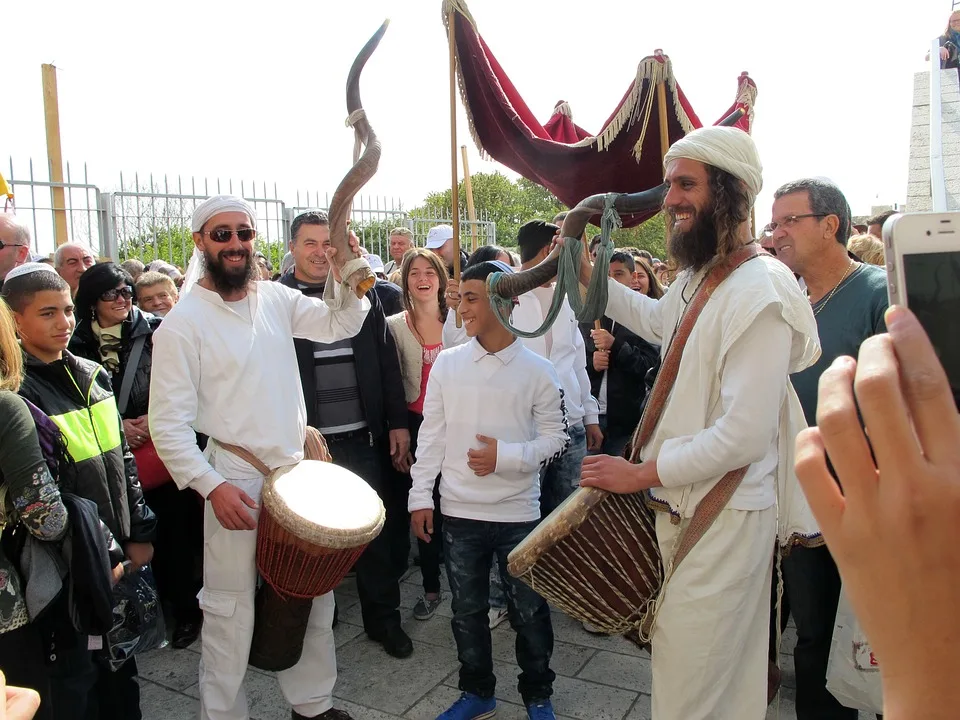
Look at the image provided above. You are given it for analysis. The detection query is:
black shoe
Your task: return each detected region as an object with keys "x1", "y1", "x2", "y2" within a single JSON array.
[
  {"x1": 292, "y1": 708, "x2": 354, "y2": 719},
  {"x1": 172, "y1": 620, "x2": 202, "y2": 649},
  {"x1": 368, "y1": 624, "x2": 413, "y2": 658}
]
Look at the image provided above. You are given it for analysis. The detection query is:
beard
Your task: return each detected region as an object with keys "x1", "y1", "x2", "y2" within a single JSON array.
[
  {"x1": 204, "y1": 246, "x2": 256, "y2": 293},
  {"x1": 667, "y1": 207, "x2": 719, "y2": 273}
]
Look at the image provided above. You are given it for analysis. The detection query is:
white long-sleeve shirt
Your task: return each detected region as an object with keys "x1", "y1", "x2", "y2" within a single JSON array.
[
  {"x1": 148, "y1": 280, "x2": 369, "y2": 497},
  {"x1": 603, "y1": 257, "x2": 820, "y2": 515},
  {"x1": 442, "y1": 287, "x2": 599, "y2": 428},
  {"x1": 408, "y1": 338, "x2": 569, "y2": 523}
]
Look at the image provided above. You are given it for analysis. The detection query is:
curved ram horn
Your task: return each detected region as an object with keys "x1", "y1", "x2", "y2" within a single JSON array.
[
  {"x1": 491, "y1": 183, "x2": 667, "y2": 299},
  {"x1": 327, "y1": 19, "x2": 390, "y2": 298}
]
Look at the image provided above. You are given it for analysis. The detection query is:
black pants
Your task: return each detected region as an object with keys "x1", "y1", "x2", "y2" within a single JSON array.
[
  {"x1": 327, "y1": 430, "x2": 404, "y2": 635},
  {"x1": 0, "y1": 622, "x2": 54, "y2": 720},
  {"x1": 86, "y1": 655, "x2": 141, "y2": 720},
  {"x1": 400, "y1": 411, "x2": 444, "y2": 594},
  {"x1": 444, "y1": 516, "x2": 554, "y2": 704},
  {"x1": 782, "y1": 544, "x2": 857, "y2": 720},
  {"x1": 143, "y1": 482, "x2": 203, "y2": 626}
]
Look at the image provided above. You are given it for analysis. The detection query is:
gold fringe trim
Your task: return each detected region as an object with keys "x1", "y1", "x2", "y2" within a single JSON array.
[
  {"x1": 735, "y1": 74, "x2": 758, "y2": 132},
  {"x1": 553, "y1": 100, "x2": 573, "y2": 118},
  {"x1": 442, "y1": 0, "x2": 489, "y2": 160}
]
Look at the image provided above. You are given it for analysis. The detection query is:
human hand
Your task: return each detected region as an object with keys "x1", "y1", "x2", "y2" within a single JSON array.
[
  {"x1": 445, "y1": 277, "x2": 460, "y2": 307},
  {"x1": 410, "y1": 509, "x2": 434, "y2": 543},
  {"x1": 389, "y1": 429, "x2": 411, "y2": 467},
  {"x1": 393, "y1": 450, "x2": 414, "y2": 474},
  {"x1": 123, "y1": 418, "x2": 145, "y2": 450},
  {"x1": 585, "y1": 423, "x2": 603, "y2": 451},
  {"x1": 591, "y1": 328, "x2": 614, "y2": 351},
  {"x1": 593, "y1": 350, "x2": 610, "y2": 371},
  {"x1": 111, "y1": 562, "x2": 125, "y2": 586},
  {"x1": 581, "y1": 455, "x2": 657, "y2": 493},
  {"x1": 0, "y1": 670, "x2": 41, "y2": 720},
  {"x1": 941, "y1": 46, "x2": 950, "y2": 61},
  {"x1": 125, "y1": 541, "x2": 154, "y2": 568},
  {"x1": 467, "y1": 434, "x2": 498, "y2": 476},
  {"x1": 794, "y1": 306, "x2": 960, "y2": 715},
  {"x1": 208, "y1": 482, "x2": 258, "y2": 531}
]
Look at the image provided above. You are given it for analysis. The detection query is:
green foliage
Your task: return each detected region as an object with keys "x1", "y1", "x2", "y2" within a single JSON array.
[
  {"x1": 118, "y1": 225, "x2": 288, "y2": 271},
  {"x1": 610, "y1": 213, "x2": 668, "y2": 260},
  {"x1": 412, "y1": 171, "x2": 564, "y2": 247}
]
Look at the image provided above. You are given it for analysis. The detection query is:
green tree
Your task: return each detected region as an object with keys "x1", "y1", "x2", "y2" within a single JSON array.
[{"x1": 610, "y1": 213, "x2": 668, "y2": 260}]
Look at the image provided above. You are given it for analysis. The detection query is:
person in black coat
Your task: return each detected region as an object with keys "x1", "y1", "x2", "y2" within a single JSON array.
[
  {"x1": 581, "y1": 252, "x2": 660, "y2": 457},
  {"x1": 71, "y1": 263, "x2": 203, "y2": 653},
  {"x1": 283, "y1": 210, "x2": 414, "y2": 659}
]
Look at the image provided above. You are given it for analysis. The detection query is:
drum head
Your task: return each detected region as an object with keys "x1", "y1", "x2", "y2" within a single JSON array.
[
  {"x1": 507, "y1": 486, "x2": 610, "y2": 576},
  {"x1": 264, "y1": 460, "x2": 385, "y2": 550}
]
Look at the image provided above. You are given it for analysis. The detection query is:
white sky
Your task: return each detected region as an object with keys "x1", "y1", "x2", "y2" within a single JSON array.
[{"x1": 2, "y1": 0, "x2": 948, "y2": 245}]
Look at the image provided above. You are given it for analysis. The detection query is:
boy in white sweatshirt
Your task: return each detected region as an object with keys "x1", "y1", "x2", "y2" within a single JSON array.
[{"x1": 408, "y1": 261, "x2": 568, "y2": 720}]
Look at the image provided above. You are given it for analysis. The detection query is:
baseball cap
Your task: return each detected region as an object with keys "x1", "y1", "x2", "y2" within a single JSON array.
[
  {"x1": 425, "y1": 225, "x2": 454, "y2": 250},
  {"x1": 366, "y1": 254, "x2": 385, "y2": 274}
]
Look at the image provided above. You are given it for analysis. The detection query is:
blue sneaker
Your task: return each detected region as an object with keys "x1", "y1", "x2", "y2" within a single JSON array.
[
  {"x1": 525, "y1": 699, "x2": 556, "y2": 720},
  {"x1": 436, "y1": 692, "x2": 496, "y2": 719}
]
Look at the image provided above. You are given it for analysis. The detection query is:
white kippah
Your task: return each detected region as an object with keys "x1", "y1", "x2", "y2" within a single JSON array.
[
  {"x1": 191, "y1": 195, "x2": 257, "y2": 233},
  {"x1": 5, "y1": 262, "x2": 58, "y2": 282},
  {"x1": 664, "y1": 126, "x2": 763, "y2": 199}
]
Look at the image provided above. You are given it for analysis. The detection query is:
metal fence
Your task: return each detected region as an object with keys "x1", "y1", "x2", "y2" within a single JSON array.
[{"x1": 4, "y1": 158, "x2": 496, "y2": 272}]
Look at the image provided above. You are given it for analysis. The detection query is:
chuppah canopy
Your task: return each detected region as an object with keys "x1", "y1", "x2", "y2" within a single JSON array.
[{"x1": 442, "y1": 0, "x2": 757, "y2": 227}]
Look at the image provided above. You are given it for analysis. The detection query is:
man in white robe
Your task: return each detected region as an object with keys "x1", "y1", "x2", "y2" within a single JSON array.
[
  {"x1": 149, "y1": 195, "x2": 369, "y2": 720},
  {"x1": 579, "y1": 127, "x2": 821, "y2": 719}
]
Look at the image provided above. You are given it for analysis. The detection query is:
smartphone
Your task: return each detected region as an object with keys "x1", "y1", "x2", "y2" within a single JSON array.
[{"x1": 883, "y1": 212, "x2": 960, "y2": 401}]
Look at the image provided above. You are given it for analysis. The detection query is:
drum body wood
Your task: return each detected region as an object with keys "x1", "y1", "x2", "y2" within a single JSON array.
[
  {"x1": 507, "y1": 487, "x2": 662, "y2": 635},
  {"x1": 249, "y1": 450, "x2": 384, "y2": 671}
]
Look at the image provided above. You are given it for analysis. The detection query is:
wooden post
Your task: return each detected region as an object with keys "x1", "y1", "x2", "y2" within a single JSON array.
[
  {"x1": 42, "y1": 64, "x2": 68, "y2": 247},
  {"x1": 461, "y1": 145, "x2": 478, "y2": 252},
  {"x1": 448, "y1": 10, "x2": 462, "y2": 327},
  {"x1": 656, "y1": 81, "x2": 671, "y2": 160}
]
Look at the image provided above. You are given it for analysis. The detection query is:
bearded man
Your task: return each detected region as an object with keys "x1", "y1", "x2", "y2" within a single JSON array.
[
  {"x1": 578, "y1": 127, "x2": 821, "y2": 719},
  {"x1": 148, "y1": 195, "x2": 368, "y2": 720}
]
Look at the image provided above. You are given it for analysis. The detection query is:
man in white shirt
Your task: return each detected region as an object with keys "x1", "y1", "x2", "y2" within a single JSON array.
[
  {"x1": 409, "y1": 260, "x2": 568, "y2": 720},
  {"x1": 578, "y1": 127, "x2": 821, "y2": 719},
  {"x1": 149, "y1": 195, "x2": 368, "y2": 720},
  {"x1": 513, "y1": 220, "x2": 602, "y2": 515}
]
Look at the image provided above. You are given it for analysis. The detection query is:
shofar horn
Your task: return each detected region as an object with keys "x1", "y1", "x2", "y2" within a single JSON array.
[
  {"x1": 327, "y1": 19, "x2": 390, "y2": 298},
  {"x1": 490, "y1": 184, "x2": 667, "y2": 299}
]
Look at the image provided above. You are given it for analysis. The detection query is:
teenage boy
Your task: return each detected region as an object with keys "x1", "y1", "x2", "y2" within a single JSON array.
[
  {"x1": 408, "y1": 261, "x2": 568, "y2": 720},
  {"x1": 2, "y1": 263, "x2": 156, "y2": 720}
]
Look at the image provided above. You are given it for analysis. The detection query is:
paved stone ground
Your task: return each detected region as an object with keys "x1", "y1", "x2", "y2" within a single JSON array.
[{"x1": 138, "y1": 567, "x2": 867, "y2": 720}]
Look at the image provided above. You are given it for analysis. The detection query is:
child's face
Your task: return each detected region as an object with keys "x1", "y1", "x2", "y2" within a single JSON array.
[
  {"x1": 458, "y1": 278, "x2": 496, "y2": 338},
  {"x1": 14, "y1": 289, "x2": 76, "y2": 360}
]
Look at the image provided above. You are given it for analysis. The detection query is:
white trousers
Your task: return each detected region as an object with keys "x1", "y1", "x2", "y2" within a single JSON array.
[
  {"x1": 197, "y1": 475, "x2": 338, "y2": 720},
  {"x1": 651, "y1": 506, "x2": 775, "y2": 720}
]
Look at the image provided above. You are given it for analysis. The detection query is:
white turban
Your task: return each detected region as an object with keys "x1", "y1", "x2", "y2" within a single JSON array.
[
  {"x1": 191, "y1": 195, "x2": 257, "y2": 233},
  {"x1": 663, "y1": 126, "x2": 763, "y2": 199}
]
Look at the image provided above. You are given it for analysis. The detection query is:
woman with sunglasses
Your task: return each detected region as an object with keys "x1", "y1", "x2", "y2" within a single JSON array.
[{"x1": 70, "y1": 264, "x2": 204, "y2": 652}]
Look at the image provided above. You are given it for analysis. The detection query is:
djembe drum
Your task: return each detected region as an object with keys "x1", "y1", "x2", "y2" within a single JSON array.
[
  {"x1": 248, "y1": 432, "x2": 385, "y2": 671},
  {"x1": 507, "y1": 487, "x2": 662, "y2": 636}
]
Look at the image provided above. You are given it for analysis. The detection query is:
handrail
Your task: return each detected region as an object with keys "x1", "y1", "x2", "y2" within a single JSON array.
[{"x1": 931, "y1": 38, "x2": 947, "y2": 211}]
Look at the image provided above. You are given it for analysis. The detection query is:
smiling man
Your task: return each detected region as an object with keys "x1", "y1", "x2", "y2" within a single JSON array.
[
  {"x1": 149, "y1": 196, "x2": 368, "y2": 720},
  {"x1": 576, "y1": 127, "x2": 821, "y2": 719},
  {"x1": 768, "y1": 178, "x2": 887, "y2": 720}
]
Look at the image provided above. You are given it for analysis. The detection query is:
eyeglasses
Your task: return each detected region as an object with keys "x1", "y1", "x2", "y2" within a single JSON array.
[
  {"x1": 203, "y1": 228, "x2": 257, "y2": 243},
  {"x1": 100, "y1": 286, "x2": 134, "y2": 302},
  {"x1": 763, "y1": 214, "x2": 828, "y2": 236},
  {"x1": 0, "y1": 241, "x2": 26, "y2": 251}
]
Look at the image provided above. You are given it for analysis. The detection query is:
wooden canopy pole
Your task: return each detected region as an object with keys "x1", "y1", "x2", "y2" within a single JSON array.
[
  {"x1": 461, "y1": 145, "x2": 478, "y2": 253},
  {"x1": 656, "y1": 80, "x2": 670, "y2": 160},
  {"x1": 41, "y1": 64, "x2": 68, "y2": 247},
  {"x1": 448, "y1": 10, "x2": 462, "y2": 327}
]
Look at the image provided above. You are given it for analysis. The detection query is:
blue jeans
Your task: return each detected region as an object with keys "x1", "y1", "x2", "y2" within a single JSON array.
[
  {"x1": 443, "y1": 517, "x2": 554, "y2": 704},
  {"x1": 539, "y1": 422, "x2": 587, "y2": 517}
]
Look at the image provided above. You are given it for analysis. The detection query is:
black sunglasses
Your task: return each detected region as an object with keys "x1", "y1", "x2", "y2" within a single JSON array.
[
  {"x1": 203, "y1": 228, "x2": 257, "y2": 243},
  {"x1": 100, "y1": 286, "x2": 134, "y2": 302},
  {"x1": 0, "y1": 241, "x2": 26, "y2": 251}
]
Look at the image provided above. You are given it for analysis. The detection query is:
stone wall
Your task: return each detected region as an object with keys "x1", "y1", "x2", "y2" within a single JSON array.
[{"x1": 907, "y1": 68, "x2": 960, "y2": 211}]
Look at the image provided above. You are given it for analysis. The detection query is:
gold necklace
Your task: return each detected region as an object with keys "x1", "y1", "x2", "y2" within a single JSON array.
[{"x1": 811, "y1": 261, "x2": 857, "y2": 316}]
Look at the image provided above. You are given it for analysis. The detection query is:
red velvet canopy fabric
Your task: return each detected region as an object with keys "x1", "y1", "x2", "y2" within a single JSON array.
[{"x1": 445, "y1": 1, "x2": 757, "y2": 227}]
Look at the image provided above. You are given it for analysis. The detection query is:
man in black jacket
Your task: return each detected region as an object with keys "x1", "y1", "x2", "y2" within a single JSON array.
[
  {"x1": 282, "y1": 210, "x2": 413, "y2": 659},
  {"x1": 581, "y1": 252, "x2": 660, "y2": 457}
]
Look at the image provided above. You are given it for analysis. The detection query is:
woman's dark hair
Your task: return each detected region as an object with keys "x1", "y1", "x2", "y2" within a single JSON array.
[
  {"x1": 74, "y1": 262, "x2": 135, "y2": 323},
  {"x1": 635, "y1": 257, "x2": 664, "y2": 299},
  {"x1": 466, "y1": 245, "x2": 514, "y2": 268}
]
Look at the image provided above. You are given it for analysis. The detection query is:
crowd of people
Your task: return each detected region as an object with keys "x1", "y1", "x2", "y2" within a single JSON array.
[{"x1": 0, "y1": 123, "x2": 956, "y2": 720}]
